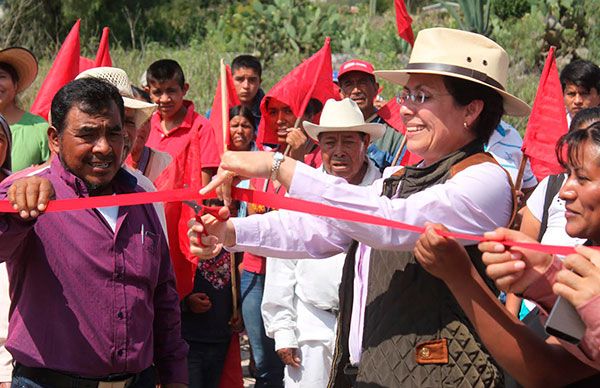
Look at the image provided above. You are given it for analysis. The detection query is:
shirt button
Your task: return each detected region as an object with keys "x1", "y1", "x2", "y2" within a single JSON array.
[
  {"x1": 117, "y1": 311, "x2": 124, "y2": 319},
  {"x1": 419, "y1": 347, "x2": 431, "y2": 359},
  {"x1": 160, "y1": 134, "x2": 165, "y2": 138},
  {"x1": 117, "y1": 349, "x2": 124, "y2": 356}
]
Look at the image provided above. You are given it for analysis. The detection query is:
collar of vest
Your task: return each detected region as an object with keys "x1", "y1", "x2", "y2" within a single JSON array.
[{"x1": 382, "y1": 139, "x2": 485, "y2": 199}]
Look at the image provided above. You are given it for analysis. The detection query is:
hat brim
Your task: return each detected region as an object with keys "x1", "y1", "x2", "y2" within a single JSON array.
[
  {"x1": 375, "y1": 70, "x2": 531, "y2": 117},
  {"x1": 123, "y1": 96, "x2": 156, "y2": 129},
  {"x1": 303, "y1": 121, "x2": 386, "y2": 142},
  {"x1": 0, "y1": 47, "x2": 38, "y2": 93}
]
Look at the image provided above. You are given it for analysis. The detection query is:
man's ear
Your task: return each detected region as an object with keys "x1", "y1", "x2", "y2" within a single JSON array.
[
  {"x1": 183, "y1": 83, "x2": 190, "y2": 95},
  {"x1": 364, "y1": 134, "x2": 371, "y2": 147},
  {"x1": 48, "y1": 126, "x2": 60, "y2": 154}
]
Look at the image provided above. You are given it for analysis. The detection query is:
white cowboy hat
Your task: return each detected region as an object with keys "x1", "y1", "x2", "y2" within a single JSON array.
[
  {"x1": 76, "y1": 67, "x2": 156, "y2": 128},
  {"x1": 0, "y1": 47, "x2": 38, "y2": 93},
  {"x1": 375, "y1": 27, "x2": 531, "y2": 117},
  {"x1": 303, "y1": 98, "x2": 386, "y2": 141}
]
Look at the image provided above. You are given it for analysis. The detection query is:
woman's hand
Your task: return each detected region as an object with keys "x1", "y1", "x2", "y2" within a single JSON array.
[
  {"x1": 200, "y1": 151, "x2": 273, "y2": 205},
  {"x1": 188, "y1": 207, "x2": 236, "y2": 260},
  {"x1": 414, "y1": 223, "x2": 471, "y2": 284},
  {"x1": 478, "y1": 228, "x2": 554, "y2": 294},
  {"x1": 553, "y1": 245, "x2": 600, "y2": 309}
]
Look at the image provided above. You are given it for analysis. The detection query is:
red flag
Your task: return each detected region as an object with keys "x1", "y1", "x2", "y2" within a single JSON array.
[
  {"x1": 30, "y1": 20, "x2": 81, "y2": 120},
  {"x1": 94, "y1": 27, "x2": 112, "y2": 67},
  {"x1": 154, "y1": 128, "x2": 203, "y2": 299},
  {"x1": 79, "y1": 56, "x2": 94, "y2": 72},
  {"x1": 377, "y1": 97, "x2": 406, "y2": 134},
  {"x1": 257, "y1": 38, "x2": 339, "y2": 147},
  {"x1": 394, "y1": 0, "x2": 415, "y2": 47},
  {"x1": 209, "y1": 65, "x2": 241, "y2": 156},
  {"x1": 522, "y1": 46, "x2": 568, "y2": 181}
]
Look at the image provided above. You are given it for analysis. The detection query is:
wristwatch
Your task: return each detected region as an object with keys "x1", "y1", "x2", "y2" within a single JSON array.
[{"x1": 270, "y1": 152, "x2": 285, "y2": 181}]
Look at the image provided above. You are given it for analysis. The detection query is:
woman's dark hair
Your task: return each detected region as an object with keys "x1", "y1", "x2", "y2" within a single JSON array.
[
  {"x1": 570, "y1": 107, "x2": 600, "y2": 132},
  {"x1": 442, "y1": 76, "x2": 504, "y2": 143},
  {"x1": 229, "y1": 105, "x2": 256, "y2": 129},
  {"x1": 0, "y1": 62, "x2": 19, "y2": 83},
  {"x1": 556, "y1": 121, "x2": 600, "y2": 170}
]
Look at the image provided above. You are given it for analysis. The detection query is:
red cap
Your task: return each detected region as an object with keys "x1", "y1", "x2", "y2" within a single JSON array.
[{"x1": 338, "y1": 59, "x2": 375, "y2": 79}]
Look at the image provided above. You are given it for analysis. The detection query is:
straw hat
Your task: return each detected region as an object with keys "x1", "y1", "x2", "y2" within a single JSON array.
[
  {"x1": 375, "y1": 28, "x2": 531, "y2": 117},
  {"x1": 303, "y1": 98, "x2": 385, "y2": 141},
  {"x1": 76, "y1": 67, "x2": 156, "y2": 128},
  {"x1": 0, "y1": 47, "x2": 38, "y2": 93}
]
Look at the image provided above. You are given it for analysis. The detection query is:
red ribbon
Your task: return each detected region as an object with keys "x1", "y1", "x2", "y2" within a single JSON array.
[{"x1": 0, "y1": 186, "x2": 587, "y2": 256}]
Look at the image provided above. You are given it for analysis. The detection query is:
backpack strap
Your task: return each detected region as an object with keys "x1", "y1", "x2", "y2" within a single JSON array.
[
  {"x1": 537, "y1": 173, "x2": 566, "y2": 242},
  {"x1": 450, "y1": 152, "x2": 518, "y2": 227}
]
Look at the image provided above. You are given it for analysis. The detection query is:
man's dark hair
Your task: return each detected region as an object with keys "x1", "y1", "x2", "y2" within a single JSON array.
[
  {"x1": 51, "y1": 78, "x2": 124, "y2": 134},
  {"x1": 560, "y1": 59, "x2": 600, "y2": 93},
  {"x1": 0, "y1": 62, "x2": 19, "y2": 83},
  {"x1": 443, "y1": 76, "x2": 504, "y2": 143},
  {"x1": 304, "y1": 98, "x2": 323, "y2": 119},
  {"x1": 232, "y1": 55, "x2": 262, "y2": 79},
  {"x1": 146, "y1": 59, "x2": 186, "y2": 88}
]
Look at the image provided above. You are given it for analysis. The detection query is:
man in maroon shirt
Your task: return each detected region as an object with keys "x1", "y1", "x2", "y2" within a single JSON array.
[{"x1": 0, "y1": 78, "x2": 188, "y2": 387}]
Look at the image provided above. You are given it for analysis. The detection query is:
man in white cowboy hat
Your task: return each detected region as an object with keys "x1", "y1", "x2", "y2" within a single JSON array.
[
  {"x1": 261, "y1": 98, "x2": 382, "y2": 388},
  {"x1": 337, "y1": 59, "x2": 404, "y2": 171}
]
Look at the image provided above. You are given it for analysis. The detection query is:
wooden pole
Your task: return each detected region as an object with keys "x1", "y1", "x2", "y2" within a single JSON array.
[
  {"x1": 391, "y1": 135, "x2": 408, "y2": 166},
  {"x1": 514, "y1": 154, "x2": 528, "y2": 193},
  {"x1": 220, "y1": 59, "x2": 238, "y2": 320}
]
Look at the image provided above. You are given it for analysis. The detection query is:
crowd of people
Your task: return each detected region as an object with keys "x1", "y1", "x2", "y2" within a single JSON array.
[{"x1": 1, "y1": 25, "x2": 600, "y2": 388}]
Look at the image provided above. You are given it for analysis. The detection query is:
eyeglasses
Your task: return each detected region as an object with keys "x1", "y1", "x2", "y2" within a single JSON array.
[{"x1": 396, "y1": 90, "x2": 450, "y2": 105}]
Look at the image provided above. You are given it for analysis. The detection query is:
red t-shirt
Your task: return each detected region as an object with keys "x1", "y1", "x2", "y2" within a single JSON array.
[{"x1": 146, "y1": 100, "x2": 220, "y2": 168}]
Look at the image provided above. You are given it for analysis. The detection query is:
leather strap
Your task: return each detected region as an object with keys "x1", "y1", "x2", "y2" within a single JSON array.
[{"x1": 406, "y1": 62, "x2": 505, "y2": 90}]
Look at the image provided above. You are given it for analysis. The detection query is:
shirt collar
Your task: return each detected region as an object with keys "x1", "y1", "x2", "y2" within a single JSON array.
[{"x1": 151, "y1": 100, "x2": 196, "y2": 137}]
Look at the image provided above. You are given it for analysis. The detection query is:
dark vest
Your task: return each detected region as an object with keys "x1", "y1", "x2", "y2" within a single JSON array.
[{"x1": 329, "y1": 140, "x2": 515, "y2": 388}]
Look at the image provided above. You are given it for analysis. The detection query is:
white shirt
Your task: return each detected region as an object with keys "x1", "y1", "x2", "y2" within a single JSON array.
[
  {"x1": 486, "y1": 121, "x2": 537, "y2": 189},
  {"x1": 230, "y1": 160, "x2": 512, "y2": 364},
  {"x1": 261, "y1": 160, "x2": 381, "y2": 351}
]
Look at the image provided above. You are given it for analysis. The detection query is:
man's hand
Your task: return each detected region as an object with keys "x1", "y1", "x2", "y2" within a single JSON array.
[
  {"x1": 286, "y1": 127, "x2": 311, "y2": 161},
  {"x1": 478, "y1": 228, "x2": 554, "y2": 294},
  {"x1": 229, "y1": 310, "x2": 244, "y2": 332},
  {"x1": 277, "y1": 347, "x2": 301, "y2": 368},
  {"x1": 186, "y1": 292, "x2": 212, "y2": 313},
  {"x1": 414, "y1": 224, "x2": 471, "y2": 284},
  {"x1": 7, "y1": 176, "x2": 55, "y2": 219},
  {"x1": 553, "y1": 245, "x2": 600, "y2": 308}
]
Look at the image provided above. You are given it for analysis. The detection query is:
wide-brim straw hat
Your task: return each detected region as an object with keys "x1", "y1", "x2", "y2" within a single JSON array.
[
  {"x1": 303, "y1": 98, "x2": 386, "y2": 141},
  {"x1": 76, "y1": 67, "x2": 156, "y2": 128},
  {"x1": 375, "y1": 28, "x2": 531, "y2": 117},
  {"x1": 0, "y1": 47, "x2": 38, "y2": 93}
]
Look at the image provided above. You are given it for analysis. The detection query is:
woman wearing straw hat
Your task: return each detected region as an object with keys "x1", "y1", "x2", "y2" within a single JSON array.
[
  {"x1": 0, "y1": 47, "x2": 49, "y2": 172},
  {"x1": 191, "y1": 28, "x2": 529, "y2": 386}
]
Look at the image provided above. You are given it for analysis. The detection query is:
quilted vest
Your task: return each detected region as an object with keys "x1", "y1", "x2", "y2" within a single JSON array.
[{"x1": 328, "y1": 140, "x2": 515, "y2": 387}]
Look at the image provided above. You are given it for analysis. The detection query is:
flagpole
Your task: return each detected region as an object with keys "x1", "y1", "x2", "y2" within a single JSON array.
[
  {"x1": 515, "y1": 155, "x2": 528, "y2": 193},
  {"x1": 220, "y1": 59, "x2": 238, "y2": 320},
  {"x1": 391, "y1": 135, "x2": 408, "y2": 166}
]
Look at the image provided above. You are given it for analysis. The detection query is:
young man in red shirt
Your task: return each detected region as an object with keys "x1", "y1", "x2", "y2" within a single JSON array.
[{"x1": 145, "y1": 59, "x2": 220, "y2": 185}]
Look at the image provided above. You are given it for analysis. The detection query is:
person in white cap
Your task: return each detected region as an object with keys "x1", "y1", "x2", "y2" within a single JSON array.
[
  {"x1": 191, "y1": 27, "x2": 533, "y2": 386},
  {"x1": 261, "y1": 98, "x2": 381, "y2": 388}
]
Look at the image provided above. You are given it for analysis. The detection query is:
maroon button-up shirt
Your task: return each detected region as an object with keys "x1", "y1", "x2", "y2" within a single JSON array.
[{"x1": 0, "y1": 157, "x2": 188, "y2": 384}]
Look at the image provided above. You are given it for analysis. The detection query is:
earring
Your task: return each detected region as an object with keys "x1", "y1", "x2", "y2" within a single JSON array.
[{"x1": 463, "y1": 122, "x2": 469, "y2": 130}]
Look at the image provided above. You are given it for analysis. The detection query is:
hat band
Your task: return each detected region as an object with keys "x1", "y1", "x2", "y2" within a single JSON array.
[{"x1": 406, "y1": 63, "x2": 505, "y2": 91}]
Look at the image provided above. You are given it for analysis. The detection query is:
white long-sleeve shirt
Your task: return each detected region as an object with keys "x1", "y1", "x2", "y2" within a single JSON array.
[
  {"x1": 261, "y1": 161, "x2": 381, "y2": 351},
  {"x1": 230, "y1": 160, "x2": 512, "y2": 364}
]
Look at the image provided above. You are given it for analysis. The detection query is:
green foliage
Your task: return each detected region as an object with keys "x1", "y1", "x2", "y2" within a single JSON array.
[
  {"x1": 492, "y1": 0, "x2": 530, "y2": 20},
  {"x1": 445, "y1": 0, "x2": 492, "y2": 36}
]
